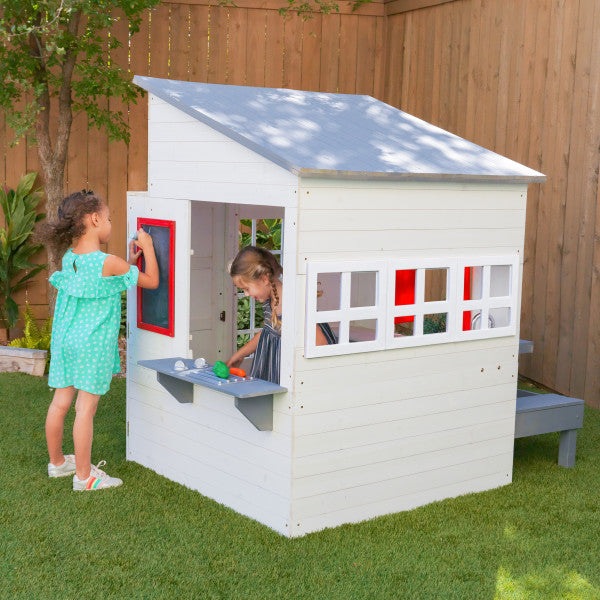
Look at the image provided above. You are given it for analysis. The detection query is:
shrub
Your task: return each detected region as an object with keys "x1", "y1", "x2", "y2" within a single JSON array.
[{"x1": 8, "y1": 302, "x2": 51, "y2": 372}]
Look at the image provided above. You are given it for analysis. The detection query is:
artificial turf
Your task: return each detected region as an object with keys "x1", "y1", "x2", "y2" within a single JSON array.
[{"x1": 1, "y1": 372, "x2": 599, "y2": 599}]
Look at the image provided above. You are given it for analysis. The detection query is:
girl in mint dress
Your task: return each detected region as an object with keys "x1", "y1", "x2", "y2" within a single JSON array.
[{"x1": 41, "y1": 191, "x2": 159, "y2": 491}]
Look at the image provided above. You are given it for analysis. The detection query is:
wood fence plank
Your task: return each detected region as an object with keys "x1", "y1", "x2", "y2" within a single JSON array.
[
  {"x1": 169, "y1": 3, "x2": 191, "y2": 80},
  {"x1": 540, "y1": 0, "x2": 573, "y2": 388},
  {"x1": 355, "y1": 16, "x2": 377, "y2": 95},
  {"x1": 399, "y1": 12, "x2": 414, "y2": 110},
  {"x1": 265, "y1": 9, "x2": 285, "y2": 87},
  {"x1": 338, "y1": 14, "x2": 359, "y2": 94},
  {"x1": 67, "y1": 110, "x2": 88, "y2": 191},
  {"x1": 149, "y1": 4, "x2": 171, "y2": 78},
  {"x1": 414, "y1": 9, "x2": 432, "y2": 120},
  {"x1": 207, "y1": 6, "x2": 228, "y2": 84},
  {"x1": 301, "y1": 14, "x2": 322, "y2": 92},
  {"x1": 246, "y1": 9, "x2": 267, "y2": 87},
  {"x1": 554, "y1": 0, "x2": 585, "y2": 393},
  {"x1": 384, "y1": 14, "x2": 404, "y2": 106},
  {"x1": 128, "y1": 9, "x2": 150, "y2": 192},
  {"x1": 435, "y1": 4, "x2": 452, "y2": 129},
  {"x1": 529, "y1": 0, "x2": 561, "y2": 385},
  {"x1": 87, "y1": 31, "x2": 109, "y2": 216},
  {"x1": 527, "y1": 0, "x2": 552, "y2": 383},
  {"x1": 319, "y1": 13, "x2": 340, "y2": 92},
  {"x1": 502, "y1": 0, "x2": 526, "y2": 161},
  {"x1": 189, "y1": 4, "x2": 209, "y2": 82},
  {"x1": 107, "y1": 12, "x2": 131, "y2": 259},
  {"x1": 569, "y1": 0, "x2": 599, "y2": 397},
  {"x1": 454, "y1": 0, "x2": 471, "y2": 138},
  {"x1": 283, "y1": 14, "x2": 303, "y2": 89},
  {"x1": 514, "y1": 0, "x2": 540, "y2": 377},
  {"x1": 430, "y1": 7, "x2": 444, "y2": 126},
  {"x1": 464, "y1": 0, "x2": 482, "y2": 143},
  {"x1": 228, "y1": 8, "x2": 249, "y2": 85},
  {"x1": 373, "y1": 16, "x2": 387, "y2": 100},
  {"x1": 583, "y1": 0, "x2": 600, "y2": 406}
]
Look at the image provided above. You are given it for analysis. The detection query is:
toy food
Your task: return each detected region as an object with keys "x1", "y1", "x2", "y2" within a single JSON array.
[{"x1": 213, "y1": 361, "x2": 230, "y2": 379}]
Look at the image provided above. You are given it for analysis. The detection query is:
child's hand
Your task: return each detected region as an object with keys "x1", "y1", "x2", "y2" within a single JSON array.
[
  {"x1": 128, "y1": 239, "x2": 142, "y2": 265},
  {"x1": 134, "y1": 229, "x2": 154, "y2": 251},
  {"x1": 226, "y1": 352, "x2": 244, "y2": 369}
]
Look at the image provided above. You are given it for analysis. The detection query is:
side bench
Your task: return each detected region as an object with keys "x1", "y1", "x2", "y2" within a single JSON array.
[{"x1": 515, "y1": 391, "x2": 584, "y2": 468}]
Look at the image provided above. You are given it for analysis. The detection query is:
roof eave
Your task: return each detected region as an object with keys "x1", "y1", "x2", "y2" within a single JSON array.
[{"x1": 297, "y1": 168, "x2": 547, "y2": 184}]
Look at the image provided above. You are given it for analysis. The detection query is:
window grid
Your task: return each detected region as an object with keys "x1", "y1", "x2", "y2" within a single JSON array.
[
  {"x1": 306, "y1": 261, "x2": 387, "y2": 358},
  {"x1": 387, "y1": 259, "x2": 455, "y2": 349},
  {"x1": 305, "y1": 255, "x2": 519, "y2": 358}
]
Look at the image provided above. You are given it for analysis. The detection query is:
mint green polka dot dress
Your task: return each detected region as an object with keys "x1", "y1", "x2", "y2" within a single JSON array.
[{"x1": 48, "y1": 249, "x2": 139, "y2": 395}]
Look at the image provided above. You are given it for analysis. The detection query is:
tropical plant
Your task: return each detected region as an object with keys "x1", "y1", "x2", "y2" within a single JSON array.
[
  {"x1": 0, "y1": 172, "x2": 46, "y2": 340},
  {"x1": 239, "y1": 219, "x2": 282, "y2": 250},
  {"x1": 8, "y1": 302, "x2": 52, "y2": 371}
]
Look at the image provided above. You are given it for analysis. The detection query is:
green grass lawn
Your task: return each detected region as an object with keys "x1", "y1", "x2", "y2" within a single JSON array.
[{"x1": 2, "y1": 373, "x2": 600, "y2": 600}]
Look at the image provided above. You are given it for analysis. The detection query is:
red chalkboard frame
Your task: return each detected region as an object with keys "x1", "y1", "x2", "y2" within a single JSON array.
[{"x1": 136, "y1": 217, "x2": 176, "y2": 337}]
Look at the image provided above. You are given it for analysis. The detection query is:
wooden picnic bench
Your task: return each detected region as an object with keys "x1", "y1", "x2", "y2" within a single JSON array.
[{"x1": 515, "y1": 339, "x2": 584, "y2": 468}]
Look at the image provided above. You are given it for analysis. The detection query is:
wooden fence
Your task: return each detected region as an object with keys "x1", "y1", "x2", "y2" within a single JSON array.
[{"x1": 1, "y1": 0, "x2": 600, "y2": 406}]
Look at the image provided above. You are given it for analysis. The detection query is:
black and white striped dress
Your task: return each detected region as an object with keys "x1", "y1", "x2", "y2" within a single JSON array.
[{"x1": 250, "y1": 299, "x2": 336, "y2": 384}]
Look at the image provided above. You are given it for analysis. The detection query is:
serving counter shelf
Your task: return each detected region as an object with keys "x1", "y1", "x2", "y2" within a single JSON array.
[{"x1": 138, "y1": 358, "x2": 287, "y2": 431}]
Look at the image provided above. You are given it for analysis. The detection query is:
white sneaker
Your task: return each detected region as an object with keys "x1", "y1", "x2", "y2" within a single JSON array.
[
  {"x1": 72, "y1": 460, "x2": 123, "y2": 491},
  {"x1": 48, "y1": 455, "x2": 76, "y2": 478}
]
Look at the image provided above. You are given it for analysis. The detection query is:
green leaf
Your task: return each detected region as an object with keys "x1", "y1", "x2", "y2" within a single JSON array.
[
  {"x1": 14, "y1": 172, "x2": 37, "y2": 200},
  {"x1": 5, "y1": 297, "x2": 19, "y2": 328}
]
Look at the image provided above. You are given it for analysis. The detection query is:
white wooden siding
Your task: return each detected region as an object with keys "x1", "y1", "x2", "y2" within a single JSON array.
[
  {"x1": 127, "y1": 191, "x2": 293, "y2": 536},
  {"x1": 295, "y1": 180, "x2": 528, "y2": 272},
  {"x1": 290, "y1": 179, "x2": 526, "y2": 535},
  {"x1": 127, "y1": 369, "x2": 293, "y2": 536},
  {"x1": 147, "y1": 95, "x2": 298, "y2": 207}
]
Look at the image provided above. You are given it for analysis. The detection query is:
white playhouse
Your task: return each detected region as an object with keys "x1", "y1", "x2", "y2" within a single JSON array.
[{"x1": 126, "y1": 76, "x2": 545, "y2": 537}]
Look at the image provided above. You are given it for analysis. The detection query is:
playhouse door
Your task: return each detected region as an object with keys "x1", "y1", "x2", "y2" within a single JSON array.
[{"x1": 126, "y1": 192, "x2": 191, "y2": 366}]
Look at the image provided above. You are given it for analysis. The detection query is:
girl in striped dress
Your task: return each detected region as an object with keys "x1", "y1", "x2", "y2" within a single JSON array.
[{"x1": 226, "y1": 246, "x2": 335, "y2": 384}]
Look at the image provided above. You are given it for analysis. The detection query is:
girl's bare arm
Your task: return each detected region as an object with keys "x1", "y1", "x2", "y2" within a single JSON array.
[{"x1": 226, "y1": 331, "x2": 261, "y2": 368}]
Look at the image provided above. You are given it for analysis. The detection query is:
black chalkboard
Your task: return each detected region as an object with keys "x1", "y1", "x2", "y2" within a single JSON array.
[{"x1": 137, "y1": 219, "x2": 175, "y2": 336}]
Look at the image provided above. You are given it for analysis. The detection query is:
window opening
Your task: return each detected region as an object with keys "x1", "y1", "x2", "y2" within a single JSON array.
[
  {"x1": 236, "y1": 218, "x2": 283, "y2": 350},
  {"x1": 306, "y1": 255, "x2": 519, "y2": 358}
]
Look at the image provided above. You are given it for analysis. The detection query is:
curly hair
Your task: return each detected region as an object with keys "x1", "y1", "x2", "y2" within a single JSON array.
[
  {"x1": 37, "y1": 190, "x2": 105, "y2": 255},
  {"x1": 229, "y1": 245, "x2": 283, "y2": 329}
]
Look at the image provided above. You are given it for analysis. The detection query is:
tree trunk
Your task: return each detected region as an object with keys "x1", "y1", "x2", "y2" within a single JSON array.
[{"x1": 33, "y1": 11, "x2": 81, "y2": 312}]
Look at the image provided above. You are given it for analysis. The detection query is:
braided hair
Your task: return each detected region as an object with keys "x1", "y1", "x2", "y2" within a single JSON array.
[
  {"x1": 37, "y1": 190, "x2": 104, "y2": 255},
  {"x1": 229, "y1": 245, "x2": 283, "y2": 329}
]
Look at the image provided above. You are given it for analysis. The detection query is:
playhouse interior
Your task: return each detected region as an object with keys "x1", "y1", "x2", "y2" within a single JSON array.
[{"x1": 188, "y1": 200, "x2": 286, "y2": 371}]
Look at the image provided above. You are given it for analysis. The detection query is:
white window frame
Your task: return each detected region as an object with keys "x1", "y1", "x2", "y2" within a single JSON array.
[
  {"x1": 386, "y1": 258, "x2": 457, "y2": 349},
  {"x1": 305, "y1": 261, "x2": 387, "y2": 358},
  {"x1": 304, "y1": 254, "x2": 519, "y2": 358},
  {"x1": 455, "y1": 255, "x2": 519, "y2": 341}
]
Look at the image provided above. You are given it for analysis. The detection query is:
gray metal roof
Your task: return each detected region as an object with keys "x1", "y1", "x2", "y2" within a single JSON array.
[{"x1": 134, "y1": 76, "x2": 545, "y2": 183}]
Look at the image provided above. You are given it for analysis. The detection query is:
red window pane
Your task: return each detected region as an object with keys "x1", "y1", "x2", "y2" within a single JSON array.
[{"x1": 395, "y1": 269, "x2": 415, "y2": 325}]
